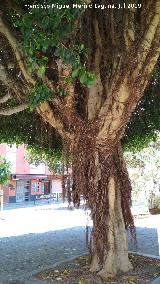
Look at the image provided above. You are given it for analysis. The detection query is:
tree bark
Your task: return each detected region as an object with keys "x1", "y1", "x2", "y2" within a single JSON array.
[
  {"x1": 0, "y1": 1, "x2": 159, "y2": 280},
  {"x1": 90, "y1": 174, "x2": 132, "y2": 279},
  {"x1": 72, "y1": 141, "x2": 134, "y2": 280}
]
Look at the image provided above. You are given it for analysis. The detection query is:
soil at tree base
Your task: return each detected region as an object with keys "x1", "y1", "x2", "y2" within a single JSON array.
[{"x1": 34, "y1": 253, "x2": 160, "y2": 284}]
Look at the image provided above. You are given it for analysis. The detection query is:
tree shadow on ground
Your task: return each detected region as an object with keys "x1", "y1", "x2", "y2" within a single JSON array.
[{"x1": 128, "y1": 227, "x2": 159, "y2": 256}]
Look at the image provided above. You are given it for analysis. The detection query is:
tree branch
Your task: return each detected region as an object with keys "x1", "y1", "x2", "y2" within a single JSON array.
[
  {"x1": 0, "y1": 64, "x2": 18, "y2": 90},
  {"x1": 124, "y1": 8, "x2": 135, "y2": 50},
  {"x1": 109, "y1": 10, "x2": 116, "y2": 48},
  {"x1": 0, "y1": 64, "x2": 16, "y2": 88},
  {"x1": 0, "y1": 92, "x2": 11, "y2": 104},
  {"x1": 0, "y1": 103, "x2": 28, "y2": 116},
  {"x1": 55, "y1": 59, "x2": 84, "y2": 129},
  {"x1": 97, "y1": 3, "x2": 160, "y2": 148},
  {"x1": 0, "y1": 62, "x2": 75, "y2": 140},
  {"x1": 36, "y1": 102, "x2": 74, "y2": 141},
  {"x1": 56, "y1": 59, "x2": 75, "y2": 116},
  {"x1": 139, "y1": 0, "x2": 155, "y2": 36},
  {"x1": 136, "y1": 43, "x2": 160, "y2": 95},
  {"x1": 0, "y1": 63, "x2": 29, "y2": 100},
  {"x1": 87, "y1": 17, "x2": 103, "y2": 120},
  {"x1": 0, "y1": 16, "x2": 35, "y2": 85},
  {"x1": 133, "y1": 0, "x2": 160, "y2": 79}
]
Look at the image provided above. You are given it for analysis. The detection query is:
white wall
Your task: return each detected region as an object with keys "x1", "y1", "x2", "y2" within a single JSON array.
[
  {"x1": 29, "y1": 163, "x2": 46, "y2": 174},
  {"x1": 51, "y1": 179, "x2": 62, "y2": 193},
  {"x1": 6, "y1": 144, "x2": 16, "y2": 173}
]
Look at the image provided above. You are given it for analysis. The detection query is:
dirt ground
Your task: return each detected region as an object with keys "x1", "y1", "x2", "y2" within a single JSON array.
[{"x1": 35, "y1": 253, "x2": 160, "y2": 284}]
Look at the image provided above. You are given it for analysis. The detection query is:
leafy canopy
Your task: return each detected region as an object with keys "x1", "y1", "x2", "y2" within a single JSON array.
[
  {"x1": 0, "y1": 0, "x2": 159, "y2": 158},
  {"x1": 4, "y1": 0, "x2": 95, "y2": 108},
  {"x1": 0, "y1": 156, "x2": 11, "y2": 185}
]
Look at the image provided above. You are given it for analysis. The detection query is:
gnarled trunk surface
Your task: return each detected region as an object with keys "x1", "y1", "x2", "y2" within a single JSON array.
[
  {"x1": 71, "y1": 138, "x2": 134, "y2": 280},
  {"x1": 0, "y1": 1, "x2": 159, "y2": 281},
  {"x1": 90, "y1": 174, "x2": 132, "y2": 279}
]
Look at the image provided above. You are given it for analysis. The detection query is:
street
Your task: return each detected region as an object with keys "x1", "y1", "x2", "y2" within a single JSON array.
[{"x1": 0, "y1": 201, "x2": 160, "y2": 283}]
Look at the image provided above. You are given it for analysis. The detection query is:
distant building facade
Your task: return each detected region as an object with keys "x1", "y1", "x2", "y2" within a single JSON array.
[{"x1": 0, "y1": 144, "x2": 62, "y2": 203}]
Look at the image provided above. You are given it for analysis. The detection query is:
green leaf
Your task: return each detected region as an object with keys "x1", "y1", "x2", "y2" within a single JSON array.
[
  {"x1": 28, "y1": 48, "x2": 33, "y2": 56},
  {"x1": 80, "y1": 73, "x2": 87, "y2": 84},
  {"x1": 72, "y1": 69, "x2": 79, "y2": 78},
  {"x1": 64, "y1": 77, "x2": 72, "y2": 84},
  {"x1": 0, "y1": 156, "x2": 11, "y2": 185},
  {"x1": 80, "y1": 44, "x2": 85, "y2": 50},
  {"x1": 38, "y1": 65, "x2": 46, "y2": 76}
]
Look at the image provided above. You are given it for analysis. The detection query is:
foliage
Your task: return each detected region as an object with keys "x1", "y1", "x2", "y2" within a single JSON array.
[
  {"x1": 0, "y1": 0, "x2": 160, "y2": 276},
  {"x1": 0, "y1": 0, "x2": 159, "y2": 151},
  {"x1": 0, "y1": 61, "x2": 159, "y2": 158},
  {"x1": 0, "y1": 156, "x2": 11, "y2": 185},
  {"x1": 13, "y1": 1, "x2": 80, "y2": 65},
  {"x1": 123, "y1": 64, "x2": 160, "y2": 151},
  {"x1": 148, "y1": 194, "x2": 160, "y2": 209},
  {"x1": 25, "y1": 147, "x2": 61, "y2": 174},
  {"x1": 124, "y1": 134, "x2": 160, "y2": 201},
  {"x1": 28, "y1": 82, "x2": 53, "y2": 109},
  {"x1": 0, "y1": 1, "x2": 159, "y2": 204},
  {"x1": 13, "y1": 0, "x2": 96, "y2": 94},
  {"x1": 153, "y1": 196, "x2": 160, "y2": 209},
  {"x1": 0, "y1": 111, "x2": 62, "y2": 165}
]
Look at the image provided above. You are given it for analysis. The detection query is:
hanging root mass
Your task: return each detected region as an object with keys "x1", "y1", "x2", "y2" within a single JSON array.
[{"x1": 62, "y1": 134, "x2": 136, "y2": 263}]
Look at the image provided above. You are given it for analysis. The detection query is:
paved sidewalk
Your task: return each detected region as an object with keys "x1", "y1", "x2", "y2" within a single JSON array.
[
  {"x1": 3, "y1": 200, "x2": 62, "y2": 210},
  {"x1": 129, "y1": 214, "x2": 160, "y2": 255},
  {"x1": 0, "y1": 203, "x2": 159, "y2": 283}
]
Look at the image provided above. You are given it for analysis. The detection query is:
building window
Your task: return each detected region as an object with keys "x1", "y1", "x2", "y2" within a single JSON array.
[
  {"x1": 41, "y1": 183, "x2": 44, "y2": 194},
  {"x1": 25, "y1": 180, "x2": 31, "y2": 190},
  {"x1": 31, "y1": 182, "x2": 40, "y2": 193}
]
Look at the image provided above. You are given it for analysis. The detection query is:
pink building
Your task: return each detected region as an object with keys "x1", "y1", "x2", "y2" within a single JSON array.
[{"x1": 0, "y1": 144, "x2": 62, "y2": 203}]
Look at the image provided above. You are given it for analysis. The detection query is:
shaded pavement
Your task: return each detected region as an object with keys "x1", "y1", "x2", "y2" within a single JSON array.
[{"x1": 0, "y1": 201, "x2": 159, "y2": 283}]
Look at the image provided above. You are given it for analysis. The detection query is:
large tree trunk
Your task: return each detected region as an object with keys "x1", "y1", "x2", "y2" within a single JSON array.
[
  {"x1": 0, "y1": 1, "x2": 159, "y2": 281},
  {"x1": 72, "y1": 141, "x2": 134, "y2": 280},
  {"x1": 90, "y1": 173, "x2": 132, "y2": 279}
]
